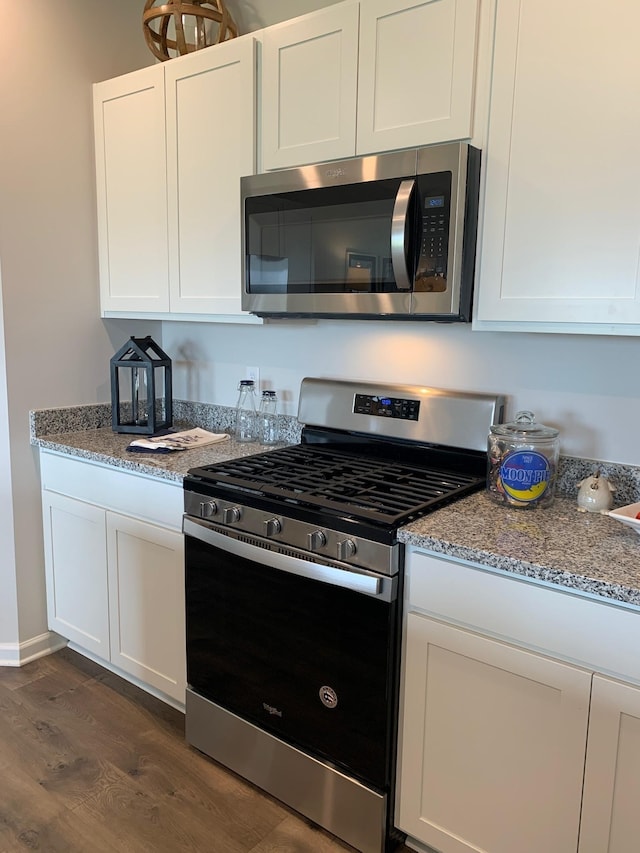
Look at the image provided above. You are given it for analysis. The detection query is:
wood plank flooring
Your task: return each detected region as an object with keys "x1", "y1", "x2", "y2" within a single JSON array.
[{"x1": 0, "y1": 649, "x2": 410, "y2": 853}]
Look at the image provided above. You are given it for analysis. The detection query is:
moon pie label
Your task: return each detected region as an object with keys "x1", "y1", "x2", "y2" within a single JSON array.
[{"x1": 499, "y1": 450, "x2": 550, "y2": 503}]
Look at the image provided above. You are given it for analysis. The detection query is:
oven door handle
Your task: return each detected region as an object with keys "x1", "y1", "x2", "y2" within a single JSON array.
[
  {"x1": 183, "y1": 517, "x2": 395, "y2": 601},
  {"x1": 391, "y1": 178, "x2": 415, "y2": 291}
]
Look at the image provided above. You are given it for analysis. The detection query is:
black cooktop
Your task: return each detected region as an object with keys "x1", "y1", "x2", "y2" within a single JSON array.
[{"x1": 185, "y1": 441, "x2": 485, "y2": 529}]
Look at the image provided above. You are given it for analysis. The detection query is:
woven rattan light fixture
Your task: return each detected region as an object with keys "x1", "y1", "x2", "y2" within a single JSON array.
[{"x1": 142, "y1": 0, "x2": 238, "y2": 61}]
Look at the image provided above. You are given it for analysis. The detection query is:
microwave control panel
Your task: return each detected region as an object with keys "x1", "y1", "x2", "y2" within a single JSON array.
[
  {"x1": 415, "y1": 171, "x2": 452, "y2": 292},
  {"x1": 354, "y1": 394, "x2": 420, "y2": 421}
]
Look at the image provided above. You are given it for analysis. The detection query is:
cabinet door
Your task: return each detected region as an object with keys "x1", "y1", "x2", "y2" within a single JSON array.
[
  {"x1": 475, "y1": 0, "x2": 640, "y2": 331},
  {"x1": 165, "y1": 37, "x2": 257, "y2": 316},
  {"x1": 107, "y1": 512, "x2": 185, "y2": 704},
  {"x1": 261, "y1": 2, "x2": 359, "y2": 170},
  {"x1": 397, "y1": 613, "x2": 591, "y2": 853},
  {"x1": 357, "y1": 0, "x2": 479, "y2": 155},
  {"x1": 42, "y1": 492, "x2": 109, "y2": 659},
  {"x1": 579, "y1": 675, "x2": 640, "y2": 853},
  {"x1": 93, "y1": 66, "x2": 170, "y2": 313}
]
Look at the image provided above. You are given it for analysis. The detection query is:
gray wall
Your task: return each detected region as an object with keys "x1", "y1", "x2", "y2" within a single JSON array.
[
  {"x1": 0, "y1": 1, "x2": 153, "y2": 657},
  {"x1": 227, "y1": 0, "x2": 342, "y2": 32}
]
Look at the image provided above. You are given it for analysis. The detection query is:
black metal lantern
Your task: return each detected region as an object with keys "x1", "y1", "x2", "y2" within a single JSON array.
[{"x1": 110, "y1": 336, "x2": 173, "y2": 434}]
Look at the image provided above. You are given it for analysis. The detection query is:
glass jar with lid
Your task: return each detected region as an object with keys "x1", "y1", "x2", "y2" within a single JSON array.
[{"x1": 487, "y1": 411, "x2": 560, "y2": 508}]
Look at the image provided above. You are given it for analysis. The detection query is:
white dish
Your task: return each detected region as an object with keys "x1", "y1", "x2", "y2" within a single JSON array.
[{"x1": 609, "y1": 502, "x2": 640, "y2": 535}]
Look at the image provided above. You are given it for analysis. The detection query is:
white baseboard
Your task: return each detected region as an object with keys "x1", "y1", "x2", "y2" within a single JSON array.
[{"x1": 0, "y1": 631, "x2": 67, "y2": 667}]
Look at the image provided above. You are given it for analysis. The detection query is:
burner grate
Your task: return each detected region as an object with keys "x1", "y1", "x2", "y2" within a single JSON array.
[{"x1": 191, "y1": 445, "x2": 483, "y2": 526}]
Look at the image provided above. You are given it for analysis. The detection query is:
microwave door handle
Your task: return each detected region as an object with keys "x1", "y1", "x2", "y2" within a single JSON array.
[{"x1": 391, "y1": 178, "x2": 415, "y2": 291}]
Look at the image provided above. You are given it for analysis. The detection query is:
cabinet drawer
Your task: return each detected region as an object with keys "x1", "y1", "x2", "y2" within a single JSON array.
[
  {"x1": 407, "y1": 549, "x2": 640, "y2": 685},
  {"x1": 40, "y1": 451, "x2": 183, "y2": 531}
]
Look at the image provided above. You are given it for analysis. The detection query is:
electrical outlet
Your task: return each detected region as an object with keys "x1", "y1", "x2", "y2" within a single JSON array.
[{"x1": 245, "y1": 366, "x2": 260, "y2": 389}]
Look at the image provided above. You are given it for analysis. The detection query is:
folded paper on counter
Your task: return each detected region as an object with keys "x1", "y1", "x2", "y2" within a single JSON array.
[{"x1": 127, "y1": 427, "x2": 229, "y2": 453}]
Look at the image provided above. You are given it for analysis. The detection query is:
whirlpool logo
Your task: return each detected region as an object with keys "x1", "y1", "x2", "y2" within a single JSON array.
[
  {"x1": 262, "y1": 702, "x2": 283, "y2": 717},
  {"x1": 326, "y1": 167, "x2": 346, "y2": 178}
]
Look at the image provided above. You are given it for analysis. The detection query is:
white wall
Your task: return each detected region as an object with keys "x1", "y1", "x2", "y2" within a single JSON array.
[
  {"x1": 161, "y1": 319, "x2": 640, "y2": 466},
  {"x1": 0, "y1": 262, "x2": 19, "y2": 646},
  {"x1": 0, "y1": 2, "x2": 152, "y2": 653},
  {"x1": 161, "y1": 0, "x2": 640, "y2": 469},
  {"x1": 227, "y1": 0, "x2": 343, "y2": 32}
]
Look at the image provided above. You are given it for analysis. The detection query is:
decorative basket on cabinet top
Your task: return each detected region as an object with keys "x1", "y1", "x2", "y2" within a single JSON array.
[{"x1": 142, "y1": 0, "x2": 238, "y2": 61}]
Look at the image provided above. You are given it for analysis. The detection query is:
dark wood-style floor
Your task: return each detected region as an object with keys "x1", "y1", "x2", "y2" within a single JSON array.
[{"x1": 0, "y1": 649, "x2": 410, "y2": 853}]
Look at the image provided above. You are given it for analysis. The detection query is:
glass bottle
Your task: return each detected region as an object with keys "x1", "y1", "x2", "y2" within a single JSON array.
[
  {"x1": 258, "y1": 389, "x2": 279, "y2": 445},
  {"x1": 234, "y1": 379, "x2": 257, "y2": 442}
]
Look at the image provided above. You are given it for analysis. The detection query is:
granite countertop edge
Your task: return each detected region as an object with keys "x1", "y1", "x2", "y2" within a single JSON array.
[
  {"x1": 33, "y1": 435, "x2": 186, "y2": 483},
  {"x1": 399, "y1": 531, "x2": 640, "y2": 607},
  {"x1": 30, "y1": 403, "x2": 640, "y2": 608},
  {"x1": 398, "y1": 491, "x2": 640, "y2": 608}
]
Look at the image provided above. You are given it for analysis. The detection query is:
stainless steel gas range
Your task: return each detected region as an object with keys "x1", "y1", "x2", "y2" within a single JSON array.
[{"x1": 182, "y1": 378, "x2": 504, "y2": 853}]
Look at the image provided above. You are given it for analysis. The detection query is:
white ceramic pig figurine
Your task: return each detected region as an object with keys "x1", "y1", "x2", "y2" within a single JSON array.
[{"x1": 577, "y1": 470, "x2": 615, "y2": 513}]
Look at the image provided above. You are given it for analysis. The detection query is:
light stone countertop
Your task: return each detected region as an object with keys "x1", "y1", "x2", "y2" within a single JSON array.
[
  {"x1": 32, "y1": 425, "x2": 283, "y2": 483},
  {"x1": 29, "y1": 400, "x2": 301, "y2": 483},
  {"x1": 399, "y1": 491, "x2": 640, "y2": 607},
  {"x1": 30, "y1": 402, "x2": 640, "y2": 607}
]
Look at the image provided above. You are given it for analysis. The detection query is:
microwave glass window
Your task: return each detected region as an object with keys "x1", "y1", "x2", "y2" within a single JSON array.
[{"x1": 245, "y1": 180, "x2": 416, "y2": 295}]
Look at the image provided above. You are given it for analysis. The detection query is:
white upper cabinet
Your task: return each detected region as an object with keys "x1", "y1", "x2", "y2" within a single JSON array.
[
  {"x1": 93, "y1": 37, "x2": 260, "y2": 323},
  {"x1": 356, "y1": 0, "x2": 479, "y2": 155},
  {"x1": 475, "y1": 0, "x2": 640, "y2": 333},
  {"x1": 260, "y1": 2, "x2": 359, "y2": 170},
  {"x1": 94, "y1": 65, "x2": 169, "y2": 313},
  {"x1": 260, "y1": 0, "x2": 480, "y2": 171},
  {"x1": 165, "y1": 38, "x2": 256, "y2": 315}
]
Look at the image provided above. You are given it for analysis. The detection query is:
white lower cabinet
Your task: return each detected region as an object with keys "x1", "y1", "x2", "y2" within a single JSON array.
[
  {"x1": 398, "y1": 613, "x2": 590, "y2": 853},
  {"x1": 579, "y1": 675, "x2": 640, "y2": 853},
  {"x1": 40, "y1": 453, "x2": 185, "y2": 706},
  {"x1": 399, "y1": 549, "x2": 640, "y2": 853},
  {"x1": 106, "y1": 513, "x2": 184, "y2": 703},
  {"x1": 42, "y1": 491, "x2": 110, "y2": 660}
]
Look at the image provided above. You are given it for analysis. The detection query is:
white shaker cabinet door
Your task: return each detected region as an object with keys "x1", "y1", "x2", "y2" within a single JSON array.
[
  {"x1": 579, "y1": 675, "x2": 640, "y2": 853},
  {"x1": 42, "y1": 491, "x2": 110, "y2": 659},
  {"x1": 475, "y1": 0, "x2": 640, "y2": 332},
  {"x1": 260, "y1": 2, "x2": 359, "y2": 170},
  {"x1": 397, "y1": 613, "x2": 590, "y2": 853},
  {"x1": 356, "y1": 0, "x2": 479, "y2": 155},
  {"x1": 107, "y1": 512, "x2": 185, "y2": 704},
  {"x1": 165, "y1": 37, "x2": 257, "y2": 316},
  {"x1": 93, "y1": 66, "x2": 169, "y2": 313}
]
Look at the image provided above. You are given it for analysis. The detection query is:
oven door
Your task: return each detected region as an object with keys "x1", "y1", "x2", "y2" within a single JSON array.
[{"x1": 183, "y1": 516, "x2": 400, "y2": 792}]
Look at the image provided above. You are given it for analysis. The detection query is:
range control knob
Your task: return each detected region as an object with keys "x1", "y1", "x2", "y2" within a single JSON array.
[
  {"x1": 264, "y1": 517, "x2": 282, "y2": 537},
  {"x1": 222, "y1": 506, "x2": 242, "y2": 524},
  {"x1": 337, "y1": 539, "x2": 357, "y2": 561},
  {"x1": 199, "y1": 500, "x2": 218, "y2": 518},
  {"x1": 308, "y1": 530, "x2": 327, "y2": 551}
]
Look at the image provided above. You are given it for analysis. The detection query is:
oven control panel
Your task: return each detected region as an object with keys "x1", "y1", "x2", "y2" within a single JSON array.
[
  {"x1": 353, "y1": 393, "x2": 420, "y2": 421},
  {"x1": 184, "y1": 490, "x2": 399, "y2": 576}
]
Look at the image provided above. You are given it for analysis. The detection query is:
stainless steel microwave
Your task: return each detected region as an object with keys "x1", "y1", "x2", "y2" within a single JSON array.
[{"x1": 241, "y1": 142, "x2": 480, "y2": 320}]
